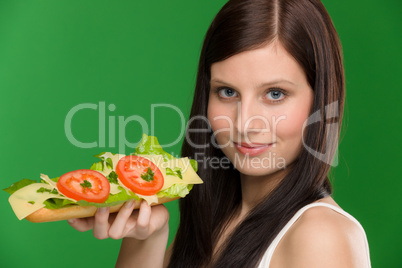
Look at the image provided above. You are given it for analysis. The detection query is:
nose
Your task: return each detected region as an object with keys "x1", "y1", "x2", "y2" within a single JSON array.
[{"x1": 234, "y1": 98, "x2": 270, "y2": 136}]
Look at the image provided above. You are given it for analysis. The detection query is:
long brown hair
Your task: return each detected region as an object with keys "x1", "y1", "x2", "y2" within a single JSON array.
[{"x1": 168, "y1": 0, "x2": 344, "y2": 267}]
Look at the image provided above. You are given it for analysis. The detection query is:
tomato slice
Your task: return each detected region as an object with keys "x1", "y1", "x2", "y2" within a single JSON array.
[
  {"x1": 57, "y1": 169, "x2": 110, "y2": 203},
  {"x1": 116, "y1": 155, "x2": 164, "y2": 196}
]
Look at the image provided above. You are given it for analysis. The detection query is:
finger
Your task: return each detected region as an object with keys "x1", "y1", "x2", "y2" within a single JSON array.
[
  {"x1": 108, "y1": 200, "x2": 136, "y2": 239},
  {"x1": 67, "y1": 217, "x2": 94, "y2": 232},
  {"x1": 135, "y1": 200, "x2": 151, "y2": 237},
  {"x1": 93, "y1": 207, "x2": 110, "y2": 240},
  {"x1": 107, "y1": 212, "x2": 118, "y2": 225}
]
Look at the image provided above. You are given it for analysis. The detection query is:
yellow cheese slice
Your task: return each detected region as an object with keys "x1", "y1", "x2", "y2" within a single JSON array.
[
  {"x1": 94, "y1": 153, "x2": 124, "y2": 195},
  {"x1": 109, "y1": 183, "x2": 122, "y2": 195},
  {"x1": 96, "y1": 152, "x2": 125, "y2": 177},
  {"x1": 116, "y1": 178, "x2": 158, "y2": 206},
  {"x1": 40, "y1": 174, "x2": 57, "y2": 189},
  {"x1": 136, "y1": 193, "x2": 159, "y2": 205},
  {"x1": 161, "y1": 157, "x2": 203, "y2": 190},
  {"x1": 137, "y1": 155, "x2": 203, "y2": 190},
  {"x1": 9, "y1": 183, "x2": 74, "y2": 220}
]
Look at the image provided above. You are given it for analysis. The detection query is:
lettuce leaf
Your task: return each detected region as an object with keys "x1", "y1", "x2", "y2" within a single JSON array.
[
  {"x1": 90, "y1": 161, "x2": 104, "y2": 172},
  {"x1": 134, "y1": 133, "x2": 198, "y2": 172},
  {"x1": 3, "y1": 179, "x2": 38, "y2": 194},
  {"x1": 43, "y1": 198, "x2": 76, "y2": 209},
  {"x1": 189, "y1": 159, "x2": 198, "y2": 172},
  {"x1": 77, "y1": 186, "x2": 140, "y2": 208},
  {"x1": 42, "y1": 186, "x2": 141, "y2": 209},
  {"x1": 157, "y1": 184, "x2": 193, "y2": 198},
  {"x1": 135, "y1": 134, "x2": 175, "y2": 162}
]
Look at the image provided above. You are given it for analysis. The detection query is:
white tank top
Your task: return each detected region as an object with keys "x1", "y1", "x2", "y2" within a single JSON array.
[{"x1": 257, "y1": 202, "x2": 371, "y2": 268}]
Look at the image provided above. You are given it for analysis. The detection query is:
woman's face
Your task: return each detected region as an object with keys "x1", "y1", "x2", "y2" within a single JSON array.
[{"x1": 207, "y1": 41, "x2": 313, "y2": 177}]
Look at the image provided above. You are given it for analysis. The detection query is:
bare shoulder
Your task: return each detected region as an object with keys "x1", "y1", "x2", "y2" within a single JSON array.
[{"x1": 272, "y1": 203, "x2": 370, "y2": 268}]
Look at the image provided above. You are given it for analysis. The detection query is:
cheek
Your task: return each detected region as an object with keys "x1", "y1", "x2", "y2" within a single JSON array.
[
  {"x1": 207, "y1": 98, "x2": 234, "y2": 138},
  {"x1": 274, "y1": 99, "x2": 312, "y2": 157},
  {"x1": 277, "y1": 109, "x2": 308, "y2": 140}
]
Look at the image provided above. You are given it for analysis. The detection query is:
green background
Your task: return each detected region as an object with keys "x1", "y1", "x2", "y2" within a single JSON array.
[{"x1": 0, "y1": 1, "x2": 400, "y2": 267}]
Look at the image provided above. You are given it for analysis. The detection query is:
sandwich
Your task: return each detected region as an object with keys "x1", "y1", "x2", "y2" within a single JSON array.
[{"x1": 3, "y1": 134, "x2": 203, "y2": 223}]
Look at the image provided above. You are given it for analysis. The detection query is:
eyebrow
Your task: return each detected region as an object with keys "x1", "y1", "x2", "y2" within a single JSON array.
[{"x1": 210, "y1": 78, "x2": 296, "y2": 88}]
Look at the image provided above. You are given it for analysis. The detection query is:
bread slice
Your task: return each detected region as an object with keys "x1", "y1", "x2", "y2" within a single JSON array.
[{"x1": 25, "y1": 196, "x2": 180, "y2": 223}]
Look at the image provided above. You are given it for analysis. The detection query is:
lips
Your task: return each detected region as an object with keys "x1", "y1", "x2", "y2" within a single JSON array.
[
  {"x1": 233, "y1": 141, "x2": 274, "y2": 156},
  {"x1": 235, "y1": 142, "x2": 268, "y2": 148}
]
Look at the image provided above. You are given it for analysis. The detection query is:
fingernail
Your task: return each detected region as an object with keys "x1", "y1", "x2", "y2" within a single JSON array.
[
  {"x1": 98, "y1": 207, "x2": 109, "y2": 213},
  {"x1": 125, "y1": 200, "x2": 134, "y2": 208},
  {"x1": 67, "y1": 219, "x2": 75, "y2": 224}
]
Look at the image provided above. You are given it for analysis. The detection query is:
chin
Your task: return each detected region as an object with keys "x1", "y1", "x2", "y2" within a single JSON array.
[
  {"x1": 228, "y1": 152, "x2": 289, "y2": 177},
  {"x1": 236, "y1": 166, "x2": 283, "y2": 178}
]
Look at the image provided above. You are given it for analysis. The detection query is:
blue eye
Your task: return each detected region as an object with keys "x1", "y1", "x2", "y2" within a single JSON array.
[
  {"x1": 218, "y1": 87, "x2": 238, "y2": 98},
  {"x1": 266, "y1": 90, "x2": 285, "y2": 101}
]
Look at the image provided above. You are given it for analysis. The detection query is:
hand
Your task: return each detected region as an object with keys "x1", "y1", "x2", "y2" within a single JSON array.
[{"x1": 67, "y1": 200, "x2": 170, "y2": 240}]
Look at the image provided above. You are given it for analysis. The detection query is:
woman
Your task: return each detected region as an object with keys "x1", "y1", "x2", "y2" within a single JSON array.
[{"x1": 69, "y1": 0, "x2": 371, "y2": 267}]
